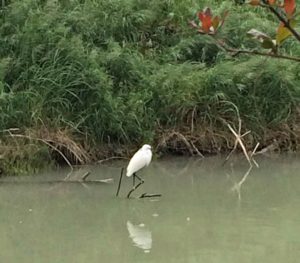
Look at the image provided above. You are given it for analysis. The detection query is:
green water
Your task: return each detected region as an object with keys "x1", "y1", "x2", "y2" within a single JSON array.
[{"x1": 0, "y1": 155, "x2": 300, "y2": 262}]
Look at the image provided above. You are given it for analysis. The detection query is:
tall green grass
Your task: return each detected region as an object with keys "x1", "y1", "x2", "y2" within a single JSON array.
[{"x1": 1, "y1": 0, "x2": 300, "y2": 173}]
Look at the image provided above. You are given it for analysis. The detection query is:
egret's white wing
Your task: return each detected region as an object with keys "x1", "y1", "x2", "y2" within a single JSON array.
[
  {"x1": 126, "y1": 150, "x2": 147, "y2": 176},
  {"x1": 126, "y1": 150, "x2": 149, "y2": 177}
]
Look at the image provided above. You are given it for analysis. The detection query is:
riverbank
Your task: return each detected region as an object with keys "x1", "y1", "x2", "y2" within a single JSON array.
[{"x1": 1, "y1": 0, "x2": 300, "y2": 175}]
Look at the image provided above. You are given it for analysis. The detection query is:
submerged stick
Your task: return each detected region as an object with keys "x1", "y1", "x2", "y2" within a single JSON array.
[
  {"x1": 0, "y1": 179, "x2": 113, "y2": 185},
  {"x1": 140, "y1": 193, "x2": 162, "y2": 198},
  {"x1": 116, "y1": 167, "x2": 124, "y2": 197},
  {"x1": 82, "y1": 172, "x2": 91, "y2": 181},
  {"x1": 127, "y1": 181, "x2": 144, "y2": 198},
  {"x1": 127, "y1": 174, "x2": 144, "y2": 198}
]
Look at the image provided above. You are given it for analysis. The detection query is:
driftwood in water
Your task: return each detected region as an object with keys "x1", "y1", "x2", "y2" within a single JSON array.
[
  {"x1": 140, "y1": 193, "x2": 162, "y2": 198},
  {"x1": 64, "y1": 170, "x2": 113, "y2": 184},
  {"x1": 0, "y1": 170, "x2": 113, "y2": 185},
  {"x1": 0, "y1": 178, "x2": 114, "y2": 185}
]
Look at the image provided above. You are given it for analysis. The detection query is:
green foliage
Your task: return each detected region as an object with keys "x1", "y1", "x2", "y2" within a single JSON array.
[
  {"x1": 204, "y1": 58, "x2": 300, "y2": 129},
  {"x1": 0, "y1": 0, "x2": 300, "y2": 174}
]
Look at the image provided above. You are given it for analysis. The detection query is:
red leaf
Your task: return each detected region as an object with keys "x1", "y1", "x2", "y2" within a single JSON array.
[
  {"x1": 284, "y1": 0, "x2": 296, "y2": 16},
  {"x1": 197, "y1": 11, "x2": 212, "y2": 33},
  {"x1": 192, "y1": 7, "x2": 227, "y2": 34}
]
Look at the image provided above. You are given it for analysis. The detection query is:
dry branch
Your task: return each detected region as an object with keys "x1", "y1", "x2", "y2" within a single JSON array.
[
  {"x1": 250, "y1": 142, "x2": 260, "y2": 168},
  {"x1": 223, "y1": 118, "x2": 261, "y2": 200},
  {"x1": 0, "y1": 179, "x2": 114, "y2": 185},
  {"x1": 227, "y1": 123, "x2": 251, "y2": 165},
  {"x1": 215, "y1": 39, "x2": 300, "y2": 62},
  {"x1": 81, "y1": 171, "x2": 91, "y2": 181},
  {"x1": 158, "y1": 131, "x2": 204, "y2": 157}
]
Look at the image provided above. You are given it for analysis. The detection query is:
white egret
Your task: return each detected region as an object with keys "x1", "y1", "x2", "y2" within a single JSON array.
[
  {"x1": 116, "y1": 144, "x2": 161, "y2": 198},
  {"x1": 127, "y1": 144, "x2": 152, "y2": 176}
]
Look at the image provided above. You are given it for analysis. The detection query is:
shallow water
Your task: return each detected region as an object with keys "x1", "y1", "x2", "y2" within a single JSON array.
[{"x1": 1, "y1": 155, "x2": 300, "y2": 262}]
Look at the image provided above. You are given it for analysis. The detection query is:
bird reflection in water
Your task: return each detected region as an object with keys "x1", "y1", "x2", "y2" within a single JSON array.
[{"x1": 126, "y1": 221, "x2": 152, "y2": 253}]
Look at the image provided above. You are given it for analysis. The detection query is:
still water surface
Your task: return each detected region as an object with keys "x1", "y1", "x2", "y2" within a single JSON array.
[{"x1": 0, "y1": 155, "x2": 300, "y2": 262}]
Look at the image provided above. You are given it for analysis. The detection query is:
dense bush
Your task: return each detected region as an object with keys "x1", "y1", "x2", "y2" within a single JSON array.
[{"x1": 1, "y1": 0, "x2": 300, "y2": 173}]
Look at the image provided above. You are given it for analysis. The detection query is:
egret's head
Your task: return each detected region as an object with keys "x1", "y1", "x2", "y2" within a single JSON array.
[{"x1": 142, "y1": 144, "x2": 152, "y2": 151}]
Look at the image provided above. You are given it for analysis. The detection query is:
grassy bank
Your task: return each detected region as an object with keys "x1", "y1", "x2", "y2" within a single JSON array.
[{"x1": 1, "y1": 0, "x2": 300, "y2": 174}]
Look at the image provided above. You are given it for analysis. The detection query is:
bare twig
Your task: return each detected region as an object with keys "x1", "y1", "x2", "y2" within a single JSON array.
[
  {"x1": 223, "y1": 118, "x2": 261, "y2": 201},
  {"x1": 190, "y1": 140, "x2": 204, "y2": 158},
  {"x1": 64, "y1": 171, "x2": 73, "y2": 181},
  {"x1": 174, "y1": 132, "x2": 195, "y2": 155},
  {"x1": 227, "y1": 123, "x2": 251, "y2": 166},
  {"x1": 158, "y1": 131, "x2": 204, "y2": 157},
  {"x1": 215, "y1": 39, "x2": 300, "y2": 62},
  {"x1": 140, "y1": 193, "x2": 162, "y2": 198},
  {"x1": 0, "y1": 179, "x2": 114, "y2": 185},
  {"x1": 250, "y1": 142, "x2": 260, "y2": 168},
  {"x1": 0, "y1": 128, "x2": 20, "y2": 133},
  {"x1": 254, "y1": 141, "x2": 277, "y2": 155},
  {"x1": 82, "y1": 172, "x2": 91, "y2": 181}
]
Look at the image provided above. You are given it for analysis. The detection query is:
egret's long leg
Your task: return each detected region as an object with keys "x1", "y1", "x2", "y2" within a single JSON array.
[
  {"x1": 127, "y1": 173, "x2": 144, "y2": 198},
  {"x1": 134, "y1": 174, "x2": 143, "y2": 182}
]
